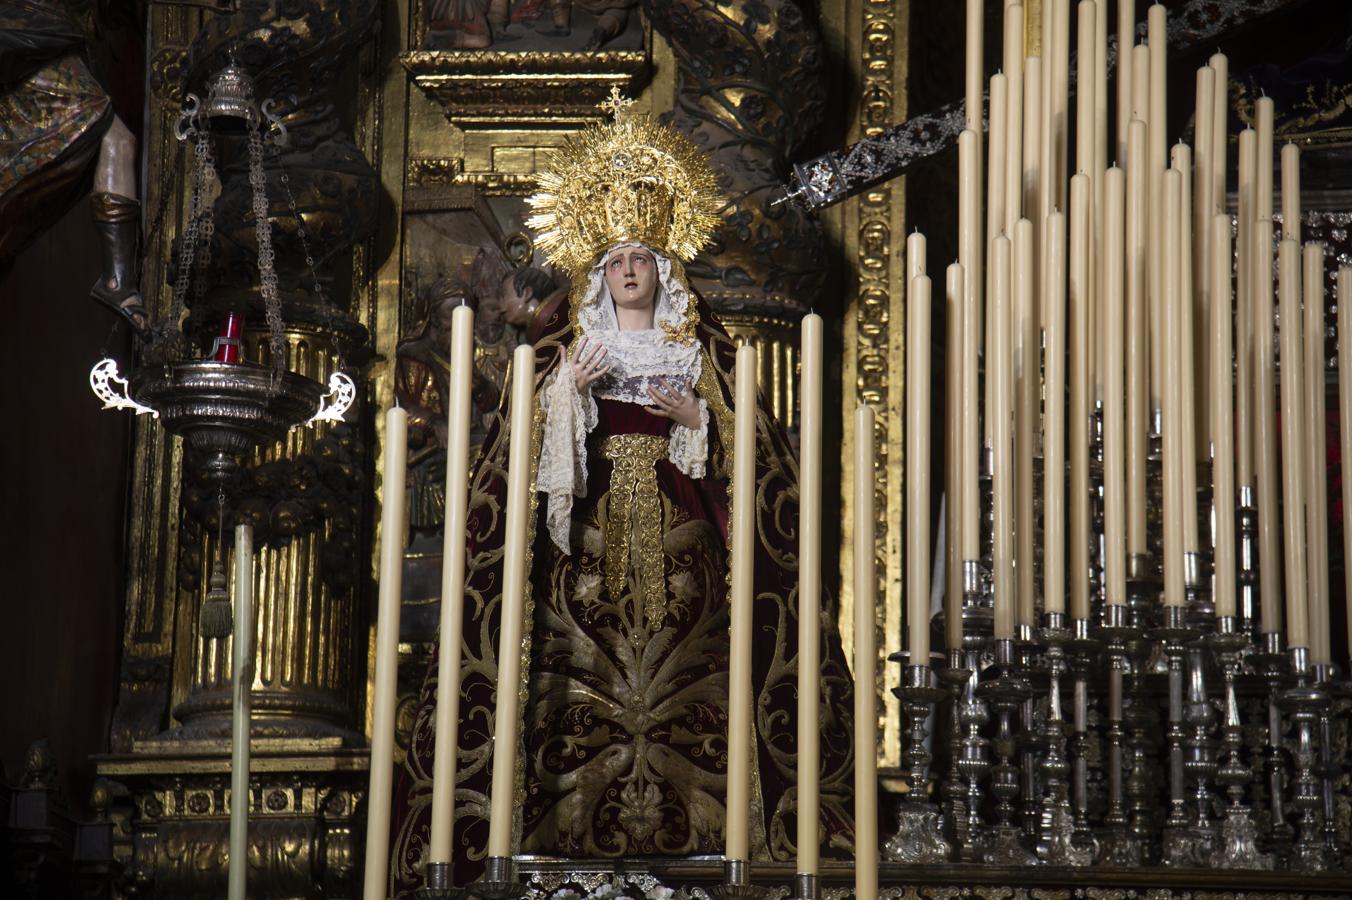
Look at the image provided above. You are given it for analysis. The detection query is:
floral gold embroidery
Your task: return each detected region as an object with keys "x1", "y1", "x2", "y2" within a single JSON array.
[{"x1": 601, "y1": 434, "x2": 669, "y2": 632}]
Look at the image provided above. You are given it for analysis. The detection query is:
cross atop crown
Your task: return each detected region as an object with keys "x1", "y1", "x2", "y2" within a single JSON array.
[{"x1": 597, "y1": 86, "x2": 636, "y2": 120}]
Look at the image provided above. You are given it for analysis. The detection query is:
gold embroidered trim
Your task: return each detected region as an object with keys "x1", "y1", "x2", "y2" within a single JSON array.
[{"x1": 601, "y1": 433, "x2": 669, "y2": 632}]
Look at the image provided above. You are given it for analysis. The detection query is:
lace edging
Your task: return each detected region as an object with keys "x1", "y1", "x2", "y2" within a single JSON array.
[
  {"x1": 667, "y1": 397, "x2": 709, "y2": 479},
  {"x1": 538, "y1": 359, "x2": 597, "y2": 553}
]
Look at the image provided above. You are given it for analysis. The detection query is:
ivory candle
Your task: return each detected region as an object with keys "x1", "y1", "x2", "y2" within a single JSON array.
[
  {"x1": 1092, "y1": 2, "x2": 1108, "y2": 401},
  {"x1": 987, "y1": 73, "x2": 1010, "y2": 443},
  {"x1": 1116, "y1": 0, "x2": 1135, "y2": 161},
  {"x1": 992, "y1": 234, "x2": 1016, "y2": 639},
  {"x1": 1069, "y1": 173, "x2": 1091, "y2": 620},
  {"x1": 228, "y1": 524, "x2": 254, "y2": 900},
  {"x1": 1024, "y1": 57, "x2": 1044, "y2": 278},
  {"x1": 1148, "y1": 6, "x2": 1168, "y2": 412},
  {"x1": 1052, "y1": 0, "x2": 1071, "y2": 212},
  {"x1": 1256, "y1": 98, "x2": 1274, "y2": 224},
  {"x1": 1193, "y1": 68, "x2": 1216, "y2": 455},
  {"x1": 1103, "y1": 168, "x2": 1126, "y2": 606},
  {"x1": 1147, "y1": 5, "x2": 1167, "y2": 176},
  {"x1": 853, "y1": 405, "x2": 879, "y2": 900},
  {"x1": 797, "y1": 313, "x2": 823, "y2": 875},
  {"x1": 1005, "y1": 4, "x2": 1025, "y2": 233},
  {"x1": 1303, "y1": 244, "x2": 1331, "y2": 665},
  {"x1": 1172, "y1": 144, "x2": 1201, "y2": 555},
  {"x1": 1014, "y1": 219, "x2": 1037, "y2": 628},
  {"x1": 1253, "y1": 219, "x2": 1283, "y2": 634},
  {"x1": 1277, "y1": 239, "x2": 1309, "y2": 649},
  {"x1": 1236, "y1": 129, "x2": 1256, "y2": 491},
  {"x1": 966, "y1": 0, "x2": 984, "y2": 138},
  {"x1": 1126, "y1": 120, "x2": 1149, "y2": 558},
  {"x1": 1282, "y1": 143, "x2": 1301, "y2": 245},
  {"x1": 727, "y1": 344, "x2": 758, "y2": 861},
  {"x1": 1131, "y1": 44, "x2": 1150, "y2": 126},
  {"x1": 1210, "y1": 54, "x2": 1229, "y2": 215},
  {"x1": 1162, "y1": 168, "x2": 1185, "y2": 608},
  {"x1": 946, "y1": 263, "x2": 966, "y2": 651},
  {"x1": 487, "y1": 345, "x2": 537, "y2": 859},
  {"x1": 362, "y1": 406, "x2": 409, "y2": 900},
  {"x1": 429, "y1": 304, "x2": 476, "y2": 865},
  {"x1": 908, "y1": 274, "x2": 933, "y2": 663},
  {"x1": 1044, "y1": 211, "x2": 1068, "y2": 616},
  {"x1": 960, "y1": 130, "x2": 983, "y2": 449},
  {"x1": 1075, "y1": 3, "x2": 1096, "y2": 179},
  {"x1": 1338, "y1": 268, "x2": 1352, "y2": 662},
  {"x1": 1211, "y1": 214, "x2": 1237, "y2": 618}
]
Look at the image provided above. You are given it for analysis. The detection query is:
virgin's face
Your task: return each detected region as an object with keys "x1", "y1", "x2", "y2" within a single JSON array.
[{"x1": 603, "y1": 247, "x2": 657, "y2": 312}]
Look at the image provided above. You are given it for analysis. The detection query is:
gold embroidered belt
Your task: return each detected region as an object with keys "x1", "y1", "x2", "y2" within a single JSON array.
[{"x1": 601, "y1": 434, "x2": 668, "y2": 632}]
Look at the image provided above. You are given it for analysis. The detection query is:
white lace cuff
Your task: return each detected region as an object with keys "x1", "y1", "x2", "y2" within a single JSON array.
[
  {"x1": 667, "y1": 398, "x2": 709, "y2": 479},
  {"x1": 537, "y1": 359, "x2": 598, "y2": 553}
]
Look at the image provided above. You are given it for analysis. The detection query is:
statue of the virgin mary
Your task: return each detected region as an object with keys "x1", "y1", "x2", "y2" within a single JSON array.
[{"x1": 390, "y1": 99, "x2": 856, "y2": 893}]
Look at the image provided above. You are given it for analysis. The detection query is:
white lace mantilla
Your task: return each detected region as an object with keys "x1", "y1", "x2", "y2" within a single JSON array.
[{"x1": 537, "y1": 244, "x2": 711, "y2": 553}]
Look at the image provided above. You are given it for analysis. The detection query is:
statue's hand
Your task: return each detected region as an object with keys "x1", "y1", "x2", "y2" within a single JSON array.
[
  {"x1": 572, "y1": 336, "x2": 611, "y2": 391},
  {"x1": 645, "y1": 377, "x2": 702, "y2": 430}
]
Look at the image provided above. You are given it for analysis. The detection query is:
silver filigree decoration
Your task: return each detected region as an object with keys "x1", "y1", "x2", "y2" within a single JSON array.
[
  {"x1": 88, "y1": 358, "x2": 157, "y2": 418},
  {"x1": 306, "y1": 371, "x2": 356, "y2": 426}
]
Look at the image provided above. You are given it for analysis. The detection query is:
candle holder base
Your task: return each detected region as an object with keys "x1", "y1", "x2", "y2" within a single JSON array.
[
  {"x1": 1209, "y1": 806, "x2": 1273, "y2": 870},
  {"x1": 883, "y1": 800, "x2": 952, "y2": 863},
  {"x1": 703, "y1": 860, "x2": 778, "y2": 900},
  {"x1": 790, "y1": 872, "x2": 819, "y2": 900},
  {"x1": 466, "y1": 856, "x2": 530, "y2": 900},
  {"x1": 418, "y1": 862, "x2": 469, "y2": 900}
]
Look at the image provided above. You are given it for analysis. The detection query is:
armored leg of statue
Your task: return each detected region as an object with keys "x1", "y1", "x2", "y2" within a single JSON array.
[{"x1": 90, "y1": 115, "x2": 148, "y2": 338}]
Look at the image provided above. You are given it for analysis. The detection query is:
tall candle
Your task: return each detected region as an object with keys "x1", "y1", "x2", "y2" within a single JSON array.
[
  {"x1": 1303, "y1": 243, "x2": 1330, "y2": 664},
  {"x1": 1148, "y1": 6, "x2": 1168, "y2": 412},
  {"x1": 1236, "y1": 129, "x2": 1256, "y2": 490},
  {"x1": 1052, "y1": 0, "x2": 1071, "y2": 212},
  {"x1": 992, "y1": 234, "x2": 1015, "y2": 638},
  {"x1": 1282, "y1": 143, "x2": 1301, "y2": 245},
  {"x1": 1211, "y1": 214, "x2": 1237, "y2": 618},
  {"x1": 1338, "y1": 268, "x2": 1352, "y2": 662},
  {"x1": 852, "y1": 405, "x2": 879, "y2": 900},
  {"x1": 1253, "y1": 219, "x2": 1283, "y2": 633},
  {"x1": 1277, "y1": 239, "x2": 1309, "y2": 649},
  {"x1": 987, "y1": 72, "x2": 1010, "y2": 443},
  {"x1": 429, "y1": 304, "x2": 476, "y2": 864},
  {"x1": 1172, "y1": 144, "x2": 1201, "y2": 554},
  {"x1": 1116, "y1": 0, "x2": 1135, "y2": 161},
  {"x1": 960, "y1": 129, "x2": 983, "y2": 433},
  {"x1": 946, "y1": 263, "x2": 966, "y2": 650},
  {"x1": 966, "y1": 0, "x2": 985, "y2": 137},
  {"x1": 908, "y1": 274, "x2": 933, "y2": 662},
  {"x1": 797, "y1": 313, "x2": 823, "y2": 874},
  {"x1": 1126, "y1": 120, "x2": 1149, "y2": 558},
  {"x1": 1014, "y1": 219, "x2": 1038, "y2": 628},
  {"x1": 1147, "y1": 5, "x2": 1167, "y2": 176},
  {"x1": 1069, "y1": 173, "x2": 1091, "y2": 620},
  {"x1": 1161, "y1": 168, "x2": 1185, "y2": 608},
  {"x1": 1024, "y1": 57, "x2": 1044, "y2": 300},
  {"x1": 1044, "y1": 211, "x2": 1068, "y2": 616},
  {"x1": 1256, "y1": 98, "x2": 1274, "y2": 224},
  {"x1": 1193, "y1": 68, "x2": 1216, "y2": 455},
  {"x1": 487, "y1": 344, "x2": 537, "y2": 858},
  {"x1": 1131, "y1": 44, "x2": 1150, "y2": 126},
  {"x1": 1075, "y1": 4, "x2": 1096, "y2": 178},
  {"x1": 1092, "y1": 1, "x2": 1108, "y2": 400},
  {"x1": 1210, "y1": 54, "x2": 1229, "y2": 215},
  {"x1": 228, "y1": 523, "x2": 254, "y2": 900},
  {"x1": 1092, "y1": 0, "x2": 1107, "y2": 180},
  {"x1": 964, "y1": 0, "x2": 986, "y2": 353},
  {"x1": 1005, "y1": 4, "x2": 1025, "y2": 234},
  {"x1": 727, "y1": 344, "x2": 758, "y2": 861},
  {"x1": 362, "y1": 406, "x2": 409, "y2": 900},
  {"x1": 1102, "y1": 167, "x2": 1126, "y2": 606}
]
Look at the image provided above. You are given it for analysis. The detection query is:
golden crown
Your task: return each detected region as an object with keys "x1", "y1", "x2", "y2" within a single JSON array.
[{"x1": 526, "y1": 90, "x2": 724, "y2": 280}]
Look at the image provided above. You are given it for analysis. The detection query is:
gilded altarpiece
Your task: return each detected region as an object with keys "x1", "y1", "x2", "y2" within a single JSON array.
[{"x1": 97, "y1": 0, "x2": 910, "y2": 895}]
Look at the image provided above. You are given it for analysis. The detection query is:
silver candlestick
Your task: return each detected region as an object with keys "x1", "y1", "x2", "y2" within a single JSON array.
[
  {"x1": 418, "y1": 862, "x2": 469, "y2": 900},
  {"x1": 1154, "y1": 601, "x2": 1199, "y2": 866},
  {"x1": 1282, "y1": 647, "x2": 1332, "y2": 874},
  {"x1": 884, "y1": 665, "x2": 953, "y2": 862},
  {"x1": 1207, "y1": 617, "x2": 1272, "y2": 869},
  {"x1": 979, "y1": 638, "x2": 1037, "y2": 865},
  {"x1": 1036, "y1": 613, "x2": 1091, "y2": 866},
  {"x1": 706, "y1": 859, "x2": 777, "y2": 899},
  {"x1": 467, "y1": 856, "x2": 529, "y2": 900},
  {"x1": 1253, "y1": 631, "x2": 1293, "y2": 865},
  {"x1": 1096, "y1": 602, "x2": 1142, "y2": 865}
]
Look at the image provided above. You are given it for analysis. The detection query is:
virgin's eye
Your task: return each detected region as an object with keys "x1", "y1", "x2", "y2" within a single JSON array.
[
  {"x1": 609, "y1": 257, "x2": 623, "y2": 269},
  {"x1": 633, "y1": 255, "x2": 651, "y2": 266}
]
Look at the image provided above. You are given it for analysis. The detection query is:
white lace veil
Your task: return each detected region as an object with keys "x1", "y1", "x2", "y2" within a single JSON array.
[{"x1": 536, "y1": 241, "x2": 709, "y2": 553}]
